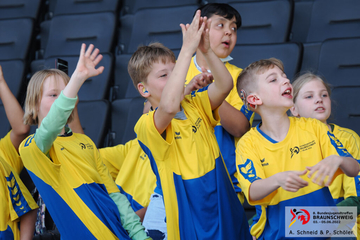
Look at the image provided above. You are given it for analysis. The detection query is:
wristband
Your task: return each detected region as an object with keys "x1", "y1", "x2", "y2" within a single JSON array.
[{"x1": 240, "y1": 104, "x2": 253, "y2": 122}]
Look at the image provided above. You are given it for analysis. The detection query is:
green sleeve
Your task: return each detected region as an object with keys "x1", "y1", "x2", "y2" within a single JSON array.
[
  {"x1": 109, "y1": 192, "x2": 150, "y2": 240},
  {"x1": 34, "y1": 91, "x2": 77, "y2": 155},
  {"x1": 337, "y1": 196, "x2": 360, "y2": 215}
]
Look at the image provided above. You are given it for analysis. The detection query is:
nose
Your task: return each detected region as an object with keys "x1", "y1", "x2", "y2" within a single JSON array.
[
  {"x1": 225, "y1": 27, "x2": 232, "y2": 36},
  {"x1": 315, "y1": 95, "x2": 323, "y2": 104},
  {"x1": 283, "y1": 77, "x2": 290, "y2": 85}
]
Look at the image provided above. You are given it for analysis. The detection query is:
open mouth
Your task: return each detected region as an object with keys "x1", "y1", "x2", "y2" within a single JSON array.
[
  {"x1": 222, "y1": 41, "x2": 230, "y2": 47},
  {"x1": 315, "y1": 107, "x2": 325, "y2": 112},
  {"x1": 282, "y1": 88, "x2": 292, "y2": 97}
]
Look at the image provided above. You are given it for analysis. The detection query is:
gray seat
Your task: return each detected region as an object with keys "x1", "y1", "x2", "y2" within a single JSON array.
[
  {"x1": 0, "y1": 0, "x2": 42, "y2": 20},
  {"x1": 53, "y1": 0, "x2": 120, "y2": 16}
]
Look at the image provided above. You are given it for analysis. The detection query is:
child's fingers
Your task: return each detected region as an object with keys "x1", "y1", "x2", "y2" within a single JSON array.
[
  {"x1": 180, "y1": 23, "x2": 186, "y2": 36},
  {"x1": 85, "y1": 44, "x2": 94, "y2": 57},
  {"x1": 80, "y1": 43, "x2": 86, "y2": 56},
  {"x1": 96, "y1": 66, "x2": 104, "y2": 75},
  {"x1": 90, "y1": 48, "x2": 100, "y2": 61},
  {"x1": 93, "y1": 54, "x2": 103, "y2": 66}
]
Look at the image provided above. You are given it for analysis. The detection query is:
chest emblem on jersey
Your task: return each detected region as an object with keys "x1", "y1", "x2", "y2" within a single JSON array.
[
  {"x1": 192, "y1": 118, "x2": 202, "y2": 133},
  {"x1": 238, "y1": 159, "x2": 261, "y2": 182},
  {"x1": 175, "y1": 131, "x2": 182, "y2": 140},
  {"x1": 260, "y1": 158, "x2": 269, "y2": 166},
  {"x1": 327, "y1": 132, "x2": 352, "y2": 157},
  {"x1": 290, "y1": 140, "x2": 316, "y2": 157},
  {"x1": 140, "y1": 153, "x2": 147, "y2": 160},
  {"x1": 290, "y1": 147, "x2": 300, "y2": 158},
  {"x1": 79, "y1": 142, "x2": 94, "y2": 150}
]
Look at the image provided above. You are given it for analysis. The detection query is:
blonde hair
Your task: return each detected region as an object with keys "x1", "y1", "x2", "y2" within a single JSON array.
[
  {"x1": 236, "y1": 58, "x2": 284, "y2": 97},
  {"x1": 24, "y1": 69, "x2": 74, "y2": 125},
  {"x1": 128, "y1": 42, "x2": 176, "y2": 91},
  {"x1": 292, "y1": 72, "x2": 332, "y2": 103}
]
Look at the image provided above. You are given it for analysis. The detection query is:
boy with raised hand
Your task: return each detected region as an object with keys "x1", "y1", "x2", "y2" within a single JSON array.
[
  {"x1": 235, "y1": 58, "x2": 359, "y2": 239},
  {"x1": 130, "y1": 10, "x2": 251, "y2": 240},
  {"x1": 185, "y1": 3, "x2": 253, "y2": 202}
]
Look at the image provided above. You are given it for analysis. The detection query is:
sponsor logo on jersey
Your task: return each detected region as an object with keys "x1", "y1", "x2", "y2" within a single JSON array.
[
  {"x1": 79, "y1": 143, "x2": 94, "y2": 150},
  {"x1": 175, "y1": 131, "x2": 182, "y2": 140},
  {"x1": 192, "y1": 118, "x2": 202, "y2": 133}
]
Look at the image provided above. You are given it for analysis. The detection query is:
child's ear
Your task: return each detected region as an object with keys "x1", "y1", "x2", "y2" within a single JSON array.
[
  {"x1": 290, "y1": 105, "x2": 299, "y2": 117},
  {"x1": 137, "y1": 82, "x2": 150, "y2": 98},
  {"x1": 247, "y1": 93, "x2": 261, "y2": 109}
]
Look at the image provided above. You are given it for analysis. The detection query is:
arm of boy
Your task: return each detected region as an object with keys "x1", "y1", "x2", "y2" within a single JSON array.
[
  {"x1": 219, "y1": 101, "x2": 251, "y2": 137},
  {"x1": 307, "y1": 155, "x2": 359, "y2": 187},
  {"x1": 153, "y1": 10, "x2": 205, "y2": 134},
  {"x1": 249, "y1": 170, "x2": 308, "y2": 201},
  {"x1": 68, "y1": 97, "x2": 84, "y2": 134},
  {"x1": 0, "y1": 65, "x2": 30, "y2": 151},
  {"x1": 183, "y1": 71, "x2": 213, "y2": 96},
  {"x1": 19, "y1": 209, "x2": 37, "y2": 240},
  {"x1": 198, "y1": 19, "x2": 233, "y2": 110}
]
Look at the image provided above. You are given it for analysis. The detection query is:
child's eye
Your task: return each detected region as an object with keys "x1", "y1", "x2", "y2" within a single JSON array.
[
  {"x1": 305, "y1": 95, "x2": 312, "y2": 99},
  {"x1": 160, "y1": 74, "x2": 167, "y2": 78},
  {"x1": 270, "y1": 79, "x2": 276, "y2": 82},
  {"x1": 322, "y1": 93, "x2": 328, "y2": 97},
  {"x1": 217, "y1": 23, "x2": 223, "y2": 27},
  {"x1": 232, "y1": 27, "x2": 237, "y2": 32}
]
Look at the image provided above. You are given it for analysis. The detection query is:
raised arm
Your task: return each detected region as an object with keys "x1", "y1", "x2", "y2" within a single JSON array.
[
  {"x1": 154, "y1": 10, "x2": 205, "y2": 134},
  {"x1": 197, "y1": 20, "x2": 233, "y2": 110},
  {"x1": 0, "y1": 65, "x2": 30, "y2": 151}
]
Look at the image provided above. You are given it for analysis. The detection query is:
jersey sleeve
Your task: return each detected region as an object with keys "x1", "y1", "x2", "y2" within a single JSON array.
[
  {"x1": 2, "y1": 160, "x2": 38, "y2": 221},
  {"x1": 235, "y1": 135, "x2": 276, "y2": 205},
  {"x1": 94, "y1": 147, "x2": 119, "y2": 195},
  {"x1": 0, "y1": 131, "x2": 23, "y2": 174},
  {"x1": 100, "y1": 139, "x2": 137, "y2": 180}
]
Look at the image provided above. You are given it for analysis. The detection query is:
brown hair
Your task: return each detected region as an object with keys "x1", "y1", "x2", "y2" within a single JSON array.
[
  {"x1": 24, "y1": 69, "x2": 74, "y2": 125},
  {"x1": 236, "y1": 58, "x2": 284, "y2": 98},
  {"x1": 292, "y1": 72, "x2": 332, "y2": 103},
  {"x1": 128, "y1": 42, "x2": 176, "y2": 91}
]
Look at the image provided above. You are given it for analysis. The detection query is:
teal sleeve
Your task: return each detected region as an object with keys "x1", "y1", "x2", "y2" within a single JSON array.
[
  {"x1": 109, "y1": 192, "x2": 150, "y2": 240},
  {"x1": 34, "y1": 91, "x2": 77, "y2": 154},
  {"x1": 337, "y1": 196, "x2": 360, "y2": 215}
]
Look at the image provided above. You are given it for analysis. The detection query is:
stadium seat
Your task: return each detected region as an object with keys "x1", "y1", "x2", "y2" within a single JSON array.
[
  {"x1": 30, "y1": 54, "x2": 113, "y2": 101},
  {"x1": 0, "y1": 60, "x2": 27, "y2": 101},
  {"x1": 77, "y1": 100, "x2": 110, "y2": 148},
  {"x1": 108, "y1": 97, "x2": 145, "y2": 146},
  {"x1": 0, "y1": 0, "x2": 42, "y2": 20},
  {"x1": 44, "y1": 12, "x2": 116, "y2": 58},
  {"x1": 231, "y1": 0, "x2": 293, "y2": 44},
  {"x1": 231, "y1": 42, "x2": 302, "y2": 80},
  {"x1": 0, "y1": 105, "x2": 11, "y2": 138},
  {"x1": 331, "y1": 88, "x2": 360, "y2": 135},
  {"x1": 118, "y1": 5, "x2": 198, "y2": 54},
  {"x1": 121, "y1": 0, "x2": 199, "y2": 15},
  {"x1": 0, "y1": 18, "x2": 34, "y2": 61},
  {"x1": 317, "y1": 37, "x2": 360, "y2": 88},
  {"x1": 53, "y1": 0, "x2": 120, "y2": 16},
  {"x1": 306, "y1": 0, "x2": 360, "y2": 43}
]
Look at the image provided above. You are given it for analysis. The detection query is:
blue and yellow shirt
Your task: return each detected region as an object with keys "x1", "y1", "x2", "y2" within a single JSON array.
[
  {"x1": 135, "y1": 86, "x2": 252, "y2": 240},
  {"x1": 236, "y1": 117, "x2": 351, "y2": 239},
  {"x1": 100, "y1": 139, "x2": 156, "y2": 212}
]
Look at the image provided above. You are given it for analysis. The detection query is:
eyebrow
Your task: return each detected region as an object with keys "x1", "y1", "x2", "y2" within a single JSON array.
[{"x1": 265, "y1": 72, "x2": 277, "y2": 80}]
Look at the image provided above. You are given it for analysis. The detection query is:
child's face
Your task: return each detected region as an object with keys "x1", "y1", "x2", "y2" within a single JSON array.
[
  {"x1": 208, "y1": 15, "x2": 237, "y2": 59},
  {"x1": 145, "y1": 60, "x2": 175, "y2": 105},
  {"x1": 37, "y1": 75, "x2": 66, "y2": 126},
  {"x1": 256, "y1": 65, "x2": 293, "y2": 109},
  {"x1": 291, "y1": 79, "x2": 331, "y2": 123}
]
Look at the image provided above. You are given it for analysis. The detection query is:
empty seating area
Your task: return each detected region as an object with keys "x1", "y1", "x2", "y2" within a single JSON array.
[{"x1": 1, "y1": 0, "x2": 359, "y2": 148}]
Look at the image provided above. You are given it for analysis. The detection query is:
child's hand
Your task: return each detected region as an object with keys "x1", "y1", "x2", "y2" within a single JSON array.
[
  {"x1": 198, "y1": 18, "x2": 211, "y2": 54},
  {"x1": 184, "y1": 71, "x2": 213, "y2": 96},
  {"x1": 276, "y1": 170, "x2": 308, "y2": 192},
  {"x1": 306, "y1": 155, "x2": 342, "y2": 186},
  {"x1": 73, "y1": 43, "x2": 104, "y2": 82},
  {"x1": 180, "y1": 10, "x2": 205, "y2": 55}
]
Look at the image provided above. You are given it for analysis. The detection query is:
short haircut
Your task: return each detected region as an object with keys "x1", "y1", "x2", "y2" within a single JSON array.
[
  {"x1": 24, "y1": 69, "x2": 73, "y2": 125},
  {"x1": 292, "y1": 72, "x2": 332, "y2": 103},
  {"x1": 128, "y1": 42, "x2": 176, "y2": 90},
  {"x1": 197, "y1": 3, "x2": 242, "y2": 29},
  {"x1": 237, "y1": 58, "x2": 284, "y2": 97}
]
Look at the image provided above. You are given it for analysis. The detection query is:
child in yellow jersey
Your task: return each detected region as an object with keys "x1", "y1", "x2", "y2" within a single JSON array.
[
  {"x1": 290, "y1": 72, "x2": 360, "y2": 238},
  {"x1": 19, "y1": 44, "x2": 150, "y2": 240},
  {"x1": 0, "y1": 65, "x2": 38, "y2": 240},
  {"x1": 235, "y1": 58, "x2": 359, "y2": 240},
  {"x1": 185, "y1": 3, "x2": 253, "y2": 203},
  {"x1": 129, "y1": 10, "x2": 252, "y2": 240}
]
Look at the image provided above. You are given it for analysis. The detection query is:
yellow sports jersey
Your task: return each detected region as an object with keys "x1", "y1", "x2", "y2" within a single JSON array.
[
  {"x1": 0, "y1": 156, "x2": 38, "y2": 240},
  {"x1": 185, "y1": 56, "x2": 250, "y2": 200},
  {"x1": 135, "y1": 86, "x2": 252, "y2": 240},
  {"x1": 0, "y1": 131, "x2": 23, "y2": 175},
  {"x1": 100, "y1": 139, "x2": 156, "y2": 211},
  {"x1": 329, "y1": 123, "x2": 360, "y2": 201},
  {"x1": 236, "y1": 117, "x2": 351, "y2": 239},
  {"x1": 19, "y1": 133, "x2": 132, "y2": 240}
]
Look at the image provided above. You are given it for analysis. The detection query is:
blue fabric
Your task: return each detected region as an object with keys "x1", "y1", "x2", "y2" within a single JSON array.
[
  {"x1": 214, "y1": 125, "x2": 242, "y2": 193},
  {"x1": 174, "y1": 156, "x2": 252, "y2": 240},
  {"x1": 6, "y1": 172, "x2": 32, "y2": 217},
  {"x1": 0, "y1": 225, "x2": 14, "y2": 240},
  {"x1": 256, "y1": 124, "x2": 278, "y2": 144},
  {"x1": 240, "y1": 105, "x2": 253, "y2": 122},
  {"x1": 118, "y1": 185, "x2": 143, "y2": 212}
]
